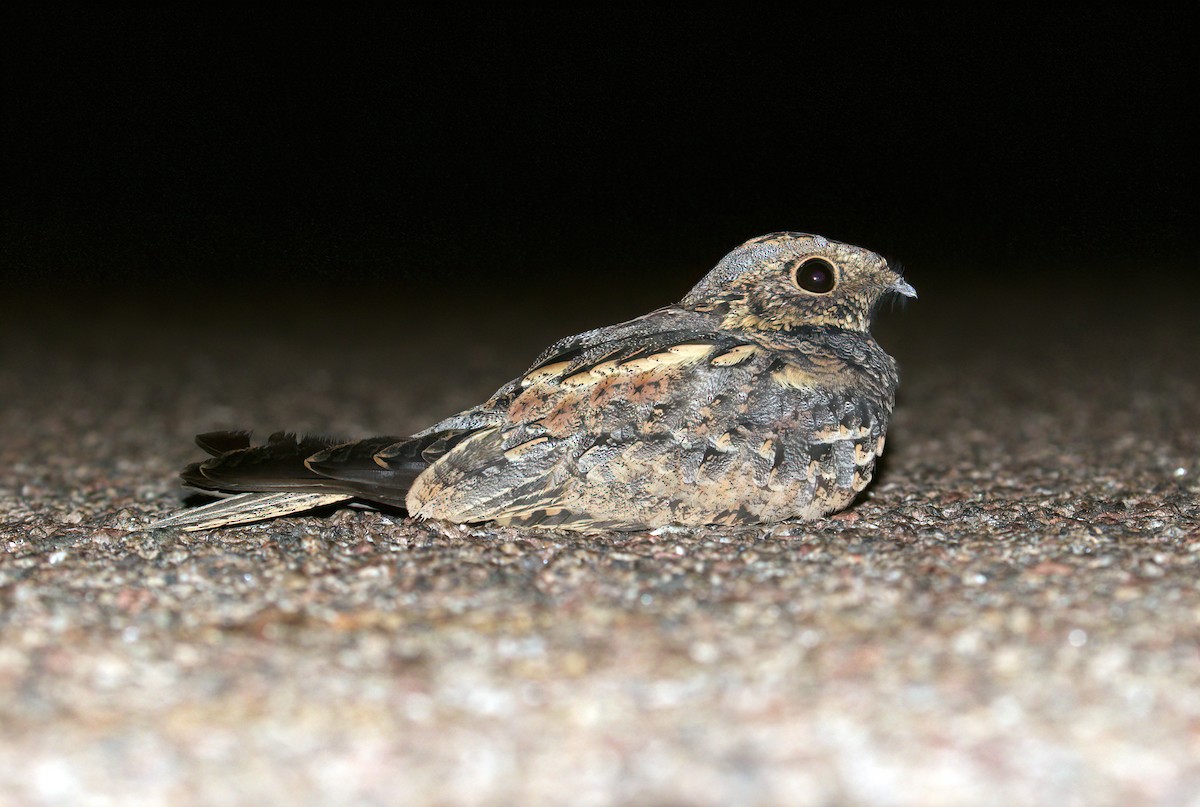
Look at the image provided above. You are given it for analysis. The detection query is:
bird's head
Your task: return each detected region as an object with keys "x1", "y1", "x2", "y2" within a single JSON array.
[{"x1": 681, "y1": 232, "x2": 916, "y2": 334}]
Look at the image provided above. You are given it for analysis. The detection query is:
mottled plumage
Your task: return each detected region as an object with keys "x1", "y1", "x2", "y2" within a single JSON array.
[{"x1": 152, "y1": 233, "x2": 915, "y2": 532}]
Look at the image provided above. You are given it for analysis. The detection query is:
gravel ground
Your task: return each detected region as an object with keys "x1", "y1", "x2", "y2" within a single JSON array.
[{"x1": 1, "y1": 274, "x2": 1198, "y2": 807}]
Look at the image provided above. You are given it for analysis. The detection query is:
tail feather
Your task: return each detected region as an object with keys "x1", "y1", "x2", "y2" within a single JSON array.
[
  {"x1": 184, "y1": 431, "x2": 352, "y2": 492},
  {"x1": 302, "y1": 435, "x2": 422, "y2": 505},
  {"x1": 148, "y1": 491, "x2": 352, "y2": 531},
  {"x1": 155, "y1": 430, "x2": 433, "y2": 530}
]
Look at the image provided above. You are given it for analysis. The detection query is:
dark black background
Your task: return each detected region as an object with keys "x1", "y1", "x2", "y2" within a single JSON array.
[{"x1": 2, "y1": 8, "x2": 1195, "y2": 305}]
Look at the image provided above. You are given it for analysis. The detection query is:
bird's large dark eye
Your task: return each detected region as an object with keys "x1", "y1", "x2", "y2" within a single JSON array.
[{"x1": 792, "y1": 258, "x2": 837, "y2": 294}]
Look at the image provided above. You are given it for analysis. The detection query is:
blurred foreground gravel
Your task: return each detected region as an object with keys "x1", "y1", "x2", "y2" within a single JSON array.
[{"x1": 1, "y1": 275, "x2": 1198, "y2": 807}]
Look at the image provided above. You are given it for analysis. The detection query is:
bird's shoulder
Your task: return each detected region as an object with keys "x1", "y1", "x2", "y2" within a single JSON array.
[{"x1": 412, "y1": 306, "x2": 720, "y2": 432}]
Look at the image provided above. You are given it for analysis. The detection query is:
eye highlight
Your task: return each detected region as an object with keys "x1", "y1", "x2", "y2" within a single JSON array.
[{"x1": 791, "y1": 257, "x2": 837, "y2": 294}]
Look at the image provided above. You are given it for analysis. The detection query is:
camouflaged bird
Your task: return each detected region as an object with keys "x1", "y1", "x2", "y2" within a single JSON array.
[{"x1": 152, "y1": 233, "x2": 915, "y2": 532}]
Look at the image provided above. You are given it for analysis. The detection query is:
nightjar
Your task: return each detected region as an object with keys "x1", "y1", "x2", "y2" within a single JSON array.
[{"x1": 152, "y1": 232, "x2": 915, "y2": 532}]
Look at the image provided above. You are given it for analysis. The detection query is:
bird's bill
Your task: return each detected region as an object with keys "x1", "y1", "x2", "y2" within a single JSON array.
[{"x1": 891, "y1": 278, "x2": 918, "y2": 299}]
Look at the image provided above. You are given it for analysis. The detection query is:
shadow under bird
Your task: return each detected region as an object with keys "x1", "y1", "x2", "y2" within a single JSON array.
[{"x1": 152, "y1": 233, "x2": 916, "y2": 532}]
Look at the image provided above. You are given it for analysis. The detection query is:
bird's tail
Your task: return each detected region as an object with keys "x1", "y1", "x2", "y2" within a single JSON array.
[{"x1": 149, "y1": 430, "x2": 421, "y2": 531}]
